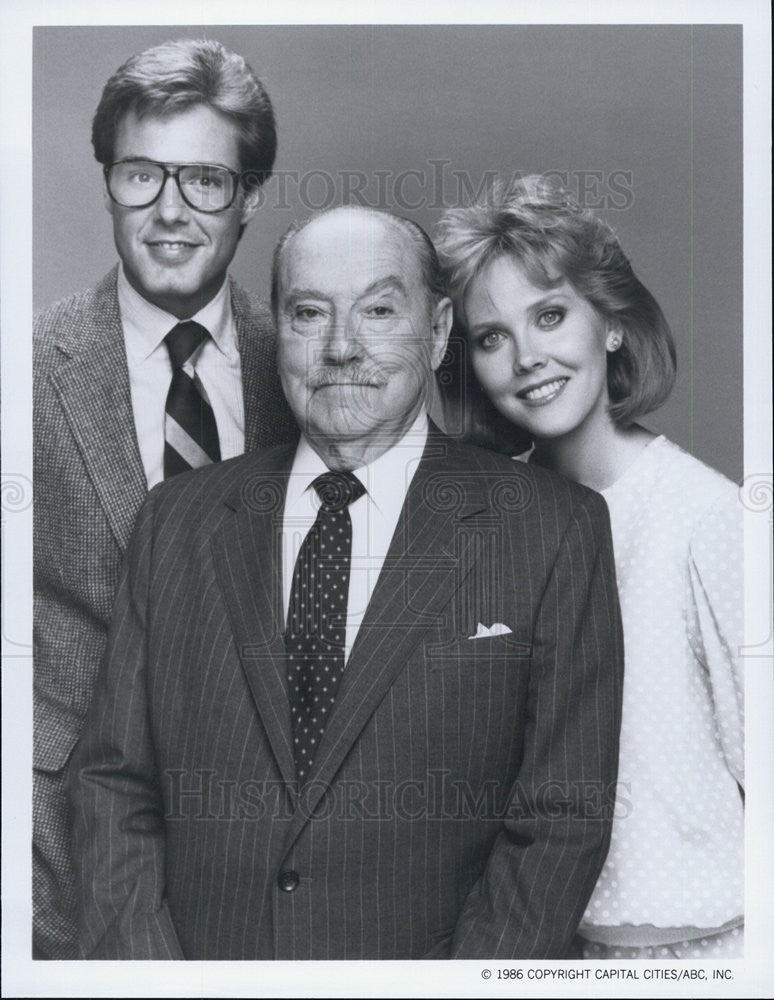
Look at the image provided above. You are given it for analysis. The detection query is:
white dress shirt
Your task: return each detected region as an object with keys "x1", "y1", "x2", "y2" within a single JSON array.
[
  {"x1": 118, "y1": 265, "x2": 245, "y2": 488},
  {"x1": 282, "y1": 411, "x2": 429, "y2": 661}
]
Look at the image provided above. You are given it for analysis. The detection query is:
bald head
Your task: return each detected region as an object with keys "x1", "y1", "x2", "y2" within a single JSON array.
[{"x1": 271, "y1": 206, "x2": 446, "y2": 320}]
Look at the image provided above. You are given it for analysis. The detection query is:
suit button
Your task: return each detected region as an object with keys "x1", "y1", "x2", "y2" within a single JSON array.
[{"x1": 277, "y1": 869, "x2": 300, "y2": 892}]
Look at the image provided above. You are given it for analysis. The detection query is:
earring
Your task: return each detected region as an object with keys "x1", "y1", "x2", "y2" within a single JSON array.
[{"x1": 607, "y1": 334, "x2": 622, "y2": 352}]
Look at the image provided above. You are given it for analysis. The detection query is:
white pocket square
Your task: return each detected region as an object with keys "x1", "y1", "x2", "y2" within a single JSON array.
[{"x1": 468, "y1": 622, "x2": 513, "y2": 639}]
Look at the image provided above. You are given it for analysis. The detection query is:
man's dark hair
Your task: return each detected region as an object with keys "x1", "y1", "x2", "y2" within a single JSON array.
[{"x1": 92, "y1": 38, "x2": 276, "y2": 191}]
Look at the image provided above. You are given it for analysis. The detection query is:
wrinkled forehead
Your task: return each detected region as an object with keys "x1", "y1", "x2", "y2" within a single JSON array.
[{"x1": 279, "y1": 210, "x2": 425, "y2": 300}]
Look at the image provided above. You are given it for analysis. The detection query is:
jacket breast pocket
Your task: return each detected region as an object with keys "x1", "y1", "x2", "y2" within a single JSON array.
[{"x1": 424, "y1": 634, "x2": 533, "y2": 670}]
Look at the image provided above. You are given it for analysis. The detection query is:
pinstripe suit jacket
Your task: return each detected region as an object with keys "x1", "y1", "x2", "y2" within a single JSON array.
[
  {"x1": 71, "y1": 430, "x2": 624, "y2": 960},
  {"x1": 33, "y1": 267, "x2": 297, "y2": 958}
]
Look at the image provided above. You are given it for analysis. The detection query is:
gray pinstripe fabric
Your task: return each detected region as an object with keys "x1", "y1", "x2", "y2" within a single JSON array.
[
  {"x1": 70, "y1": 430, "x2": 624, "y2": 959},
  {"x1": 33, "y1": 267, "x2": 298, "y2": 958}
]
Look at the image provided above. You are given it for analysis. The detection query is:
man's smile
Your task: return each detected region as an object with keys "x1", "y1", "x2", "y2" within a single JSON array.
[{"x1": 144, "y1": 239, "x2": 202, "y2": 263}]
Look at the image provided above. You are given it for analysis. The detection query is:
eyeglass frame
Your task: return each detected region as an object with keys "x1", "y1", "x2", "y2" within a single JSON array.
[{"x1": 104, "y1": 158, "x2": 245, "y2": 214}]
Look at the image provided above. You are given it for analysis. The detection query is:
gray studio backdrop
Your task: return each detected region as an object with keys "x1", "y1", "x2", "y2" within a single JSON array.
[{"x1": 33, "y1": 24, "x2": 742, "y2": 482}]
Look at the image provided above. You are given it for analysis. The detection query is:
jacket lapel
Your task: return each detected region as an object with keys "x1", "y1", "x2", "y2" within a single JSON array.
[
  {"x1": 209, "y1": 432, "x2": 492, "y2": 832},
  {"x1": 50, "y1": 269, "x2": 146, "y2": 552},
  {"x1": 285, "y1": 432, "x2": 491, "y2": 836},
  {"x1": 231, "y1": 280, "x2": 297, "y2": 452},
  {"x1": 209, "y1": 446, "x2": 299, "y2": 789},
  {"x1": 232, "y1": 281, "x2": 262, "y2": 453}
]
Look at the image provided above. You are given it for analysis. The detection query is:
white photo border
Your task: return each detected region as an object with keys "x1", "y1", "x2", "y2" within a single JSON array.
[{"x1": 2, "y1": 1, "x2": 771, "y2": 997}]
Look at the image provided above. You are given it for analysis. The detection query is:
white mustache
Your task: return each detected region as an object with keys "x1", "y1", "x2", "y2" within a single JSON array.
[{"x1": 310, "y1": 367, "x2": 388, "y2": 389}]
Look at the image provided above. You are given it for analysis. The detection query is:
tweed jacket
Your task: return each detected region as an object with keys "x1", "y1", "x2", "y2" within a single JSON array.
[
  {"x1": 71, "y1": 431, "x2": 624, "y2": 960},
  {"x1": 33, "y1": 267, "x2": 297, "y2": 958}
]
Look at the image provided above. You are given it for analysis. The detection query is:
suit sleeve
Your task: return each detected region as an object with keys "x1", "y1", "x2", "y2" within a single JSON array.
[
  {"x1": 446, "y1": 489, "x2": 624, "y2": 958},
  {"x1": 68, "y1": 488, "x2": 185, "y2": 959}
]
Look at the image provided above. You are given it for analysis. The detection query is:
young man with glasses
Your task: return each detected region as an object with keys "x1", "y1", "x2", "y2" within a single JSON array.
[{"x1": 33, "y1": 37, "x2": 296, "y2": 959}]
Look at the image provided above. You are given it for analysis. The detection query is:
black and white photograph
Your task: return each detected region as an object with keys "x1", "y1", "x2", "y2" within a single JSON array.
[{"x1": 1, "y1": 1, "x2": 771, "y2": 996}]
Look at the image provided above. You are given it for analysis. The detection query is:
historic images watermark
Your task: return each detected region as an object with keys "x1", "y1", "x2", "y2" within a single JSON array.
[
  {"x1": 163, "y1": 769, "x2": 630, "y2": 823},
  {"x1": 242, "y1": 164, "x2": 636, "y2": 214}
]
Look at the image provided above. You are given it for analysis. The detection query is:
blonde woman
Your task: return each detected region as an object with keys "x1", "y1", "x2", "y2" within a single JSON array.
[{"x1": 436, "y1": 175, "x2": 744, "y2": 959}]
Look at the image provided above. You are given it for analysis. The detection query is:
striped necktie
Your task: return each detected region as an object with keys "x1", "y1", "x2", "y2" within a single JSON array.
[
  {"x1": 286, "y1": 470, "x2": 366, "y2": 783},
  {"x1": 163, "y1": 321, "x2": 221, "y2": 479}
]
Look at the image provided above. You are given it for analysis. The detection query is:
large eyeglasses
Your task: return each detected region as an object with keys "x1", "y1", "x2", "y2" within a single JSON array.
[{"x1": 104, "y1": 159, "x2": 243, "y2": 213}]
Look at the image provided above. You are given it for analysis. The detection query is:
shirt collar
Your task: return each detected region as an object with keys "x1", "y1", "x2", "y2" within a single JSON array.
[
  {"x1": 117, "y1": 263, "x2": 234, "y2": 363},
  {"x1": 286, "y1": 411, "x2": 429, "y2": 516},
  {"x1": 357, "y1": 411, "x2": 428, "y2": 518}
]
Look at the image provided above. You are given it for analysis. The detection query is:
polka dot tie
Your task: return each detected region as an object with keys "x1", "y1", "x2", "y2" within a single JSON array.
[{"x1": 286, "y1": 470, "x2": 366, "y2": 783}]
